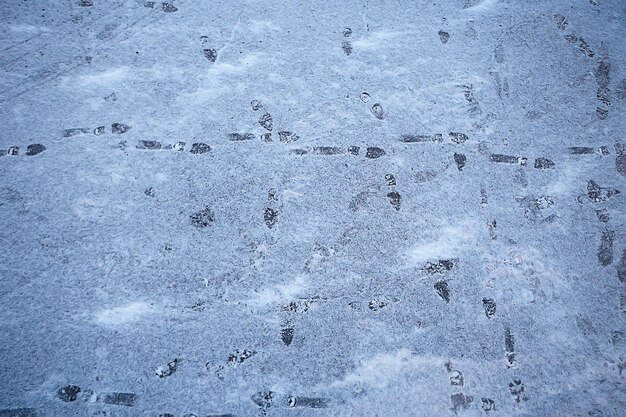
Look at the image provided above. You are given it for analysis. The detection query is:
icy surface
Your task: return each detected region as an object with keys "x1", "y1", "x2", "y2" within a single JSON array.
[{"x1": 1, "y1": 0, "x2": 625, "y2": 416}]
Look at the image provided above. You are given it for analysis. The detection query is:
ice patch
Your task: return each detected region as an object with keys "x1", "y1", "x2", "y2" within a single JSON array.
[{"x1": 96, "y1": 302, "x2": 155, "y2": 325}]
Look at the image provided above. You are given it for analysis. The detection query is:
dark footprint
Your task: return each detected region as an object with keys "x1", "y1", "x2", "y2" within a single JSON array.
[
  {"x1": 7, "y1": 146, "x2": 19, "y2": 156},
  {"x1": 57, "y1": 385, "x2": 81, "y2": 402},
  {"x1": 568, "y1": 147, "x2": 596, "y2": 155},
  {"x1": 360, "y1": 92, "x2": 371, "y2": 103},
  {"x1": 136, "y1": 140, "x2": 161, "y2": 150},
  {"x1": 251, "y1": 100, "x2": 263, "y2": 111},
  {"x1": 251, "y1": 391, "x2": 275, "y2": 409},
  {"x1": 342, "y1": 27, "x2": 352, "y2": 37},
  {"x1": 534, "y1": 157, "x2": 555, "y2": 169},
  {"x1": 454, "y1": 153, "x2": 466, "y2": 171},
  {"x1": 438, "y1": 30, "x2": 450, "y2": 44},
  {"x1": 347, "y1": 145, "x2": 360, "y2": 155},
  {"x1": 161, "y1": 2, "x2": 177, "y2": 12},
  {"x1": 480, "y1": 185, "x2": 488, "y2": 208},
  {"x1": 597, "y1": 86, "x2": 611, "y2": 106},
  {"x1": 449, "y1": 370, "x2": 464, "y2": 386},
  {"x1": 385, "y1": 174, "x2": 396, "y2": 187},
  {"x1": 508, "y1": 379, "x2": 526, "y2": 403},
  {"x1": 264, "y1": 207, "x2": 278, "y2": 228},
  {"x1": 598, "y1": 229, "x2": 614, "y2": 266},
  {"x1": 616, "y1": 152, "x2": 626, "y2": 177},
  {"x1": 434, "y1": 280, "x2": 450, "y2": 303},
  {"x1": 400, "y1": 134, "x2": 430, "y2": 143},
  {"x1": 596, "y1": 107, "x2": 608, "y2": 120},
  {"x1": 287, "y1": 396, "x2": 329, "y2": 409},
  {"x1": 365, "y1": 147, "x2": 385, "y2": 159},
  {"x1": 259, "y1": 112, "x2": 273, "y2": 131},
  {"x1": 481, "y1": 398, "x2": 496, "y2": 412},
  {"x1": 278, "y1": 131, "x2": 299, "y2": 143},
  {"x1": 449, "y1": 132, "x2": 468, "y2": 144},
  {"x1": 596, "y1": 209, "x2": 609, "y2": 223},
  {"x1": 341, "y1": 41, "x2": 353, "y2": 55},
  {"x1": 280, "y1": 327, "x2": 294, "y2": 346},
  {"x1": 450, "y1": 393, "x2": 472, "y2": 413},
  {"x1": 190, "y1": 142, "x2": 211, "y2": 154},
  {"x1": 349, "y1": 191, "x2": 373, "y2": 211},
  {"x1": 313, "y1": 147, "x2": 343, "y2": 155},
  {"x1": 227, "y1": 349, "x2": 255, "y2": 365},
  {"x1": 424, "y1": 259, "x2": 455, "y2": 274},
  {"x1": 617, "y1": 250, "x2": 626, "y2": 283},
  {"x1": 25, "y1": 144, "x2": 46, "y2": 156},
  {"x1": 505, "y1": 327, "x2": 515, "y2": 368},
  {"x1": 586, "y1": 180, "x2": 620, "y2": 203},
  {"x1": 63, "y1": 127, "x2": 90, "y2": 138},
  {"x1": 155, "y1": 358, "x2": 180, "y2": 378},
  {"x1": 200, "y1": 36, "x2": 217, "y2": 62},
  {"x1": 260, "y1": 132, "x2": 272, "y2": 142},
  {"x1": 482, "y1": 298, "x2": 496, "y2": 318},
  {"x1": 190, "y1": 206, "x2": 214, "y2": 228},
  {"x1": 462, "y1": 84, "x2": 481, "y2": 116},
  {"x1": 368, "y1": 299, "x2": 387, "y2": 311},
  {"x1": 229, "y1": 133, "x2": 255, "y2": 141},
  {"x1": 487, "y1": 219, "x2": 496, "y2": 239},
  {"x1": 387, "y1": 191, "x2": 401, "y2": 211},
  {"x1": 553, "y1": 14, "x2": 568, "y2": 30},
  {"x1": 490, "y1": 154, "x2": 526, "y2": 165},
  {"x1": 578, "y1": 37, "x2": 594, "y2": 58},
  {"x1": 78, "y1": 0, "x2": 94, "y2": 6},
  {"x1": 370, "y1": 103, "x2": 384, "y2": 120},
  {"x1": 93, "y1": 126, "x2": 105, "y2": 135},
  {"x1": 267, "y1": 188, "x2": 278, "y2": 202},
  {"x1": 169, "y1": 141, "x2": 185, "y2": 151},
  {"x1": 111, "y1": 123, "x2": 131, "y2": 134},
  {"x1": 102, "y1": 392, "x2": 136, "y2": 407}
]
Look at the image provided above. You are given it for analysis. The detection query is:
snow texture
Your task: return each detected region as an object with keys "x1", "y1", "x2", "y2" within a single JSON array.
[{"x1": 1, "y1": 0, "x2": 625, "y2": 416}]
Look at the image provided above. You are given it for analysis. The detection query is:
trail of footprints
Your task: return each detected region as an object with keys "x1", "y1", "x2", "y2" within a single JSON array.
[
  {"x1": 552, "y1": 13, "x2": 626, "y2": 119},
  {"x1": 8, "y1": 35, "x2": 623, "y2": 410}
]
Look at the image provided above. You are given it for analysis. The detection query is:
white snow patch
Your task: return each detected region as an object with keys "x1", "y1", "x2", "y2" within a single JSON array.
[
  {"x1": 74, "y1": 67, "x2": 129, "y2": 86},
  {"x1": 95, "y1": 302, "x2": 155, "y2": 325},
  {"x1": 543, "y1": 164, "x2": 580, "y2": 196},
  {"x1": 405, "y1": 221, "x2": 476, "y2": 265},
  {"x1": 248, "y1": 20, "x2": 281, "y2": 34},
  {"x1": 463, "y1": 0, "x2": 499, "y2": 13},
  {"x1": 208, "y1": 53, "x2": 262, "y2": 75},
  {"x1": 246, "y1": 275, "x2": 308, "y2": 307},
  {"x1": 352, "y1": 30, "x2": 411, "y2": 50},
  {"x1": 180, "y1": 53, "x2": 263, "y2": 105},
  {"x1": 331, "y1": 349, "x2": 444, "y2": 389},
  {"x1": 8, "y1": 24, "x2": 51, "y2": 33}
]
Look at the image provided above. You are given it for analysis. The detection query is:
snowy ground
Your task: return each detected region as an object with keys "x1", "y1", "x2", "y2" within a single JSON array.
[{"x1": 1, "y1": 0, "x2": 625, "y2": 416}]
